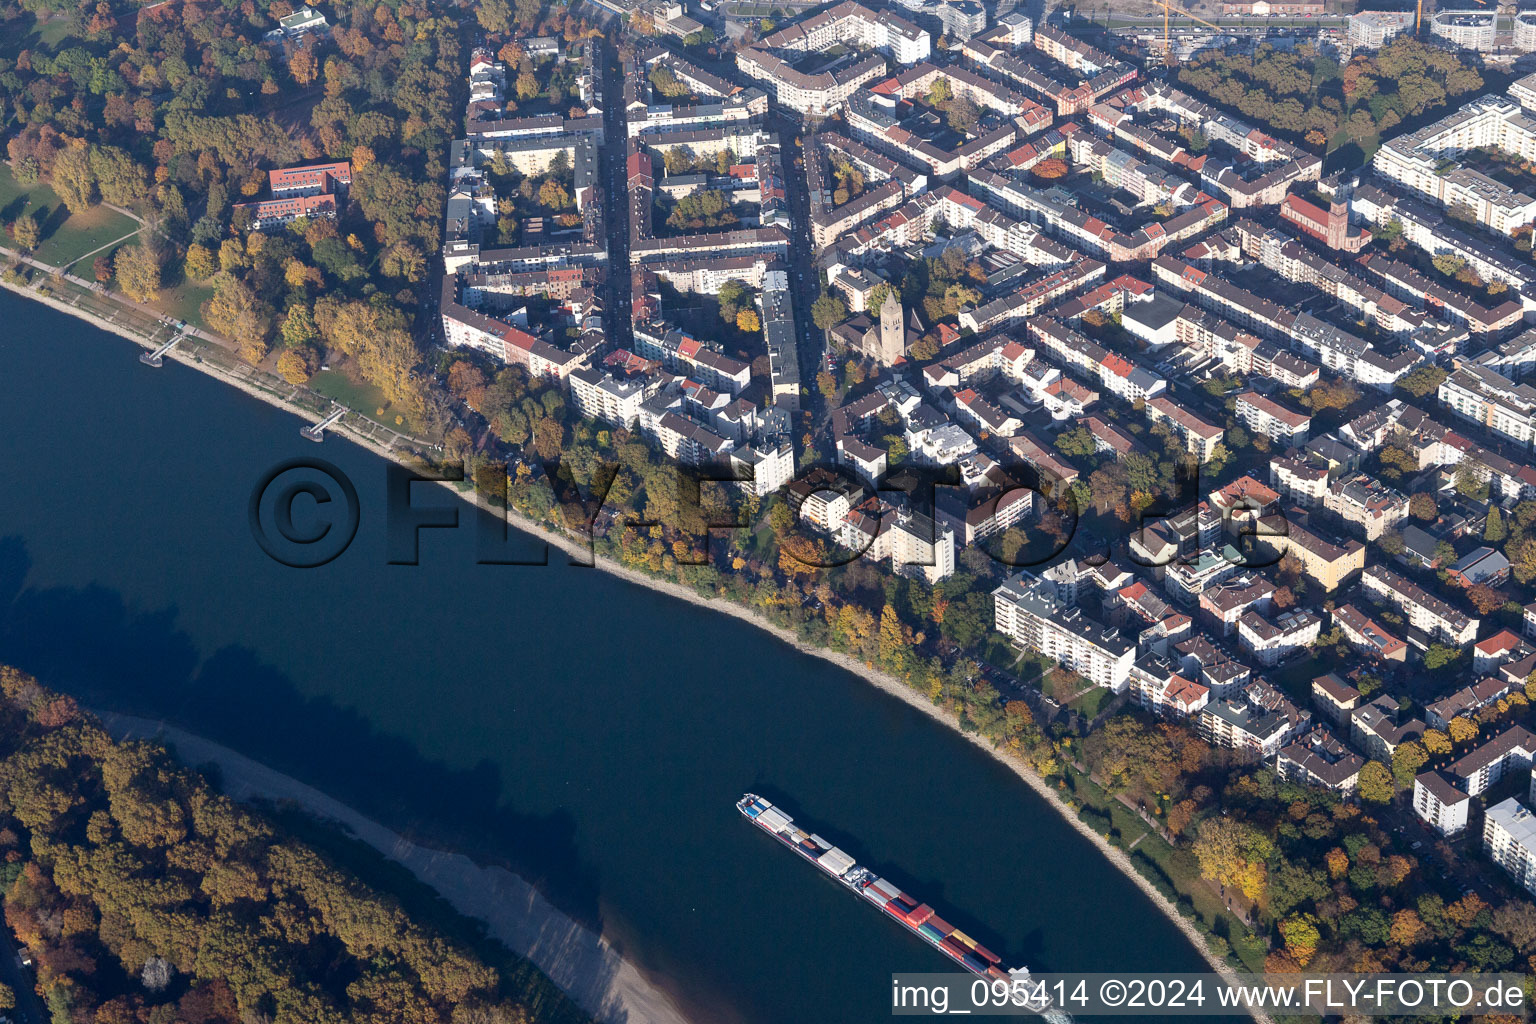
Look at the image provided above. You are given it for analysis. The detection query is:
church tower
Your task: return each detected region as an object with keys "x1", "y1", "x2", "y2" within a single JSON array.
[
  {"x1": 878, "y1": 287, "x2": 905, "y2": 365},
  {"x1": 1326, "y1": 200, "x2": 1348, "y2": 250}
]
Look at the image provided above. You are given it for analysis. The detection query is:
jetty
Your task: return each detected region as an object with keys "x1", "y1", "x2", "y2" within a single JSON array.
[
  {"x1": 138, "y1": 331, "x2": 184, "y2": 368},
  {"x1": 301, "y1": 406, "x2": 347, "y2": 442}
]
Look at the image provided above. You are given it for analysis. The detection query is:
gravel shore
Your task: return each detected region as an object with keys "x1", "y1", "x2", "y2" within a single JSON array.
[{"x1": 98, "y1": 713, "x2": 696, "y2": 1024}]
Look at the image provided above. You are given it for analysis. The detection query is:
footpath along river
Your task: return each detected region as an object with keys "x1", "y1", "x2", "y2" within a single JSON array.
[{"x1": 0, "y1": 292, "x2": 1220, "y2": 1023}]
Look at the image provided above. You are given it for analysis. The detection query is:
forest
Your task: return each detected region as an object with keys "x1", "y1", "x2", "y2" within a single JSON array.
[
  {"x1": 0, "y1": 665, "x2": 565, "y2": 1024},
  {"x1": 1177, "y1": 38, "x2": 1484, "y2": 154}
]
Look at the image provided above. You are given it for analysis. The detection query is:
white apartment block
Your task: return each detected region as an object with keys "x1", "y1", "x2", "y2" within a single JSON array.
[
  {"x1": 994, "y1": 575, "x2": 1136, "y2": 691},
  {"x1": 1348, "y1": 11, "x2": 1413, "y2": 49},
  {"x1": 569, "y1": 368, "x2": 650, "y2": 428},
  {"x1": 1413, "y1": 770, "x2": 1472, "y2": 836},
  {"x1": 1238, "y1": 608, "x2": 1321, "y2": 667},
  {"x1": 1485, "y1": 797, "x2": 1536, "y2": 896},
  {"x1": 1372, "y1": 95, "x2": 1536, "y2": 236},
  {"x1": 1439, "y1": 364, "x2": 1536, "y2": 450},
  {"x1": 1235, "y1": 392, "x2": 1310, "y2": 445},
  {"x1": 1430, "y1": 10, "x2": 1497, "y2": 52}
]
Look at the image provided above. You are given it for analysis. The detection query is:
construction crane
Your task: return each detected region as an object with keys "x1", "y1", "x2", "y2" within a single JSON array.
[{"x1": 1154, "y1": 0, "x2": 1227, "y2": 64}]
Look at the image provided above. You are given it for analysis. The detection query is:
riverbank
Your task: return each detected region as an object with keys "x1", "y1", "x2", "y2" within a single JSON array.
[
  {"x1": 14, "y1": 272, "x2": 1268, "y2": 1023},
  {"x1": 98, "y1": 712, "x2": 694, "y2": 1024}
]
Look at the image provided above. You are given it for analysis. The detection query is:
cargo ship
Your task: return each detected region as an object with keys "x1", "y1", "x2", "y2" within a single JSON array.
[{"x1": 738, "y1": 793, "x2": 1057, "y2": 1016}]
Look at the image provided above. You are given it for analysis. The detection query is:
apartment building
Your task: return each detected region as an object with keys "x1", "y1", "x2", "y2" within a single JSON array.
[
  {"x1": 1449, "y1": 727, "x2": 1536, "y2": 797},
  {"x1": 569, "y1": 367, "x2": 652, "y2": 428},
  {"x1": 1331, "y1": 603, "x2": 1408, "y2": 662},
  {"x1": 1485, "y1": 797, "x2": 1536, "y2": 896},
  {"x1": 1322, "y1": 472, "x2": 1408, "y2": 541},
  {"x1": 994, "y1": 575, "x2": 1137, "y2": 691},
  {"x1": 1361, "y1": 564, "x2": 1479, "y2": 646},
  {"x1": 1129, "y1": 653, "x2": 1211, "y2": 719},
  {"x1": 1238, "y1": 608, "x2": 1322, "y2": 667},
  {"x1": 1199, "y1": 681, "x2": 1309, "y2": 761},
  {"x1": 1269, "y1": 456, "x2": 1328, "y2": 508},
  {"x1": 1278, "y1": 728, "x2": 1364, "y2": 796},
  {"x1": 1236, "y1": 392, "x2": 1310, "y2": 446},
  {"x1": 1348, "y1": 10, "x2": 1414, "y2": 49},
  {"x1": 1372, "y1": 95, "x2": 1536, "y2": 236},
  {"x1": 1430, "y1": 10, "x2": 1498, "y2": 52},
  {"x1": 1439, "y1": 364, "x2": 1536, "y2": 450},
  {"x1": 1312, "y1": 672, "x2": 1361, "y2": 726},
  {"x1": 1352, "y1": 694, "x2": 1425, "y2": 762},
  {"x1": 1413, "y1": 769, "x2": 1472, "y2": 836},
  {"x1": 1266, "y1": 516, "x2": 1366, "y2": 592},
  {"x1": 1144, "y1": 396, "x2": 1224, "y2": 461}
]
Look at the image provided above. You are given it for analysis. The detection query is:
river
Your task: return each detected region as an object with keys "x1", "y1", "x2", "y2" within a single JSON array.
[{"x1": 0, "y1": 292, "x2": 1216, "y2": 1023}]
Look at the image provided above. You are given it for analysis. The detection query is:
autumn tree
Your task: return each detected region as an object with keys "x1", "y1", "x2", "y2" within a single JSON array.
[
  {"x1": 478, "y1": 0, "x2": 512, "y2": 32},
  {"x1": 1447, "y1": 716, "x2": 1479, "y2": 745},
  {"x1": 51, "y1": 143, "x2": 97, "y2": 214},
  {"x1": 1358, "y1": 761, "x2": 1393, "y2": 803},
  {"x1": 203, "y1": 274, "x2": 272, "y2": 364},
  {"x1": 9, "y1": 212, "x2": 38, "y2": 251},
  {"x1": 736, "y1": 308, "x2": 760, "y2": 333},
  {"x1": 114, "y1": 244, "x2": 161, "y2": 302},
  {"x1": 1392, "y1": 739, "x2": 1427, "y2": 786}
]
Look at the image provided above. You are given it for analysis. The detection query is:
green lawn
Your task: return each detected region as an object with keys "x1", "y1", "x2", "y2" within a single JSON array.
[
  {"x1": 151, "y1": 279, "x2": 215, "y2": 331},
  {"x1": 1069, "y1": 687, "x2": 1115, "y2": 719},
  {"x1": 309, "y1": 368, "x2": 424, "y2": 436},
  {"x1": 1060, "y1": 765, "x2": 1267, "y2": 972},
  {"x1": 0, "y1": 164, "x2": 139, "y2": 268}
]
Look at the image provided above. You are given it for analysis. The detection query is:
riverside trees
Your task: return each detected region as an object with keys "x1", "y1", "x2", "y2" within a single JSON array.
[
  {"x1": 0, "y1": 665, "x2": 538, "y2": 1024},
  {"x1": 0, "y1": 0, "x2": 482, "y2": 419}
]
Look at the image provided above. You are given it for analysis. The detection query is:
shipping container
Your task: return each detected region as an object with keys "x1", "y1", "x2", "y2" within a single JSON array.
[
  {"x1": 962, "y1": 953, "x2": 988, "y2": 972},
  {"x1": 971, "y1": 944, "x2": 1002, "y2": 964},
  {"x1": 925, "y1": 915, "x2": 952, "y2": 936},
  {"x1": 904, "y1": 904, "x2": 934, "y2": 926},
  {"x1": 918, "y1": 922, "x2": 945, "y2": 943}
]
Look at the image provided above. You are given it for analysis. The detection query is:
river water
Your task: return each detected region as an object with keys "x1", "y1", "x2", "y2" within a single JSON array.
[{"x1": 0, "y1": 294, "x2": 1216, "y2": 1023}]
